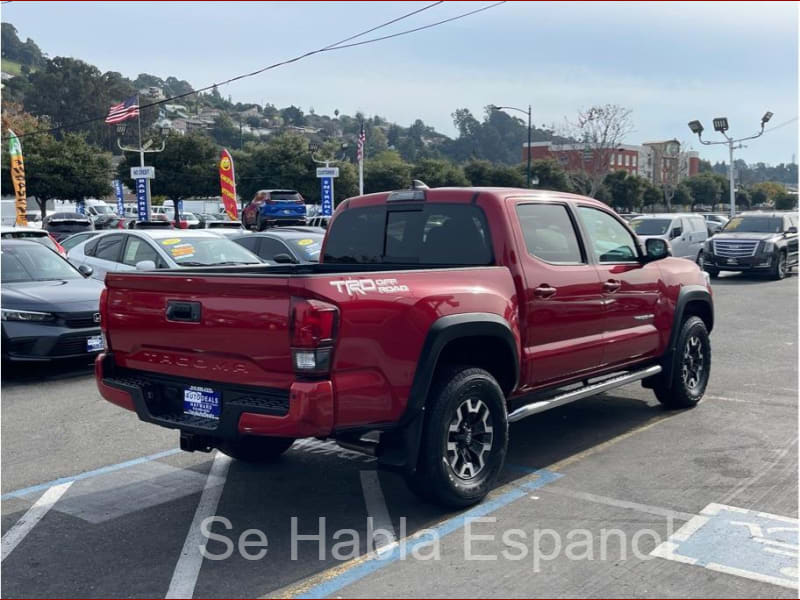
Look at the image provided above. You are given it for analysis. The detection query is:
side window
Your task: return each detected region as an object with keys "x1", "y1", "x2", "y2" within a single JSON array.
[
  {"x1": 516, "y1": 204, "x2": 584, "y2": 263},
  {"x1": 258, "y1": 238, "x2": 290, "y2": 260},
  {"x1": 235, "y1": 237, "x2": 259, "y2": 252},
  {"x1": 84, "y1": 237, "x2": 100, "y2": 256},
  {"x1": 577, "y1": 206, "x2": 639, "y2": 263},
  {"x1": 122, "y1": 237, "x2": 161, "y2": 267},
  {"x1": 94, "y1": 235, "x2": 125, "y2": 262}
]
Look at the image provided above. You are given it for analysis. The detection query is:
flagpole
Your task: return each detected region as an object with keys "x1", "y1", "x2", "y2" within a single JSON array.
[
  {"x1": 358, "y1": 155, "x2": 364, "y2": 196},
  {"x1": 136, "y1": 94, "x2": 151, "y2": 220}
]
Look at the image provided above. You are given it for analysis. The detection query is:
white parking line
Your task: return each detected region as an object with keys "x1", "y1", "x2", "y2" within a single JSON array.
[
  {"x1": 359, "y1": 471, "x2": 396, "y2": 551},
  {"x1": 1, "y1": 482, "x2": 73, "y2": 562},
  {"x1": 165, "y1": 452, "x2": 231, "y2": 599}
]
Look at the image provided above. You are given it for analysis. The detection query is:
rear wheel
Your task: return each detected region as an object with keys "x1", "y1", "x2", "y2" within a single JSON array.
[
  {"x1": 406, "y1": 366, "x2": 508, "y2": 508},
  {"x1": 218, "y1": 436, "x2": 295, "y2": 462},
  {"x1": 653, "y1": 316, "x2": 710, "y2": 409}
]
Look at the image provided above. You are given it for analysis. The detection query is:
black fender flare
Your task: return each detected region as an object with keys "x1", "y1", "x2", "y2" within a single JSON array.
[
  {"x1": 378, "y1": 312, "x2": 518, "y2": 472},
  {"x1": 661, "y1": 285, "x2": 714, "y2": 383}
]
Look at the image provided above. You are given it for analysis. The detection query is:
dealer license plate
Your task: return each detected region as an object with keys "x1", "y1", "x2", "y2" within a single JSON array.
[{"x1": 183, "y1": 386, "x2": 221, "y2": 420}]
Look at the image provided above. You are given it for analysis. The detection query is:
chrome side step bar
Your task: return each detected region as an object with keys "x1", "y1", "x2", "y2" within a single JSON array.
[{"x1": 507, "y1": 365, "x2": 662, "y2": 423}]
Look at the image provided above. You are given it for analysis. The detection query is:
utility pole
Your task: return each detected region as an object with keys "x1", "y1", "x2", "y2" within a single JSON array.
[
  {"x1": 490, "y1": 104, "x2": 533, "y2": 187},
  {"x1": 688, "y1": 112, "x2": 773, "y2": 218}
]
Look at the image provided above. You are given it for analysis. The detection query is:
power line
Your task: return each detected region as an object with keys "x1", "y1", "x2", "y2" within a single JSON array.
[
  {"x1": 325, "y1": 1, "x2": 506, "y2": 51},
  {"x1": 765, "y1": 117, "x2": 798, "y2": 134},
  {"x1": 3, "y1": 1, "x2": 444, "y2": 140},
  {"x1": 5, "y1": 1, "x2": 506, "y2": 141}
]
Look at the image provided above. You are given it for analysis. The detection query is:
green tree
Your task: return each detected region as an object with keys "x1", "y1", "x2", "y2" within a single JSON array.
[
  {"x1": 363, "y1": 151, "x2": 412, "y2": 193},
  {"x1": 735, "y1": 188, "x2": 751, "y2": 210},
  {"x1": 774, "y1": 193, "x2": 797, "y2": 210},
  {"x1": 22, "y1": 58, "x2": 140, "y2": 151},
  {"x1": 411, "y1": 158, "x2": 469, "y2": 188},
  {"x1": 672, "y1": 182, "x2": 693, "y2": 208},
  {"x1": 684, "y1": 173, "x2": 721, "y2": 208},
  {"x1": 603, "y1": 171, "x2": 645, "y2": 212},
  {"x1": 642, "y1": 182, "x2": 663, "y2": 212},
  {"x1": 528, "y1": 158, "x2": 570, "y2": 192},
  {"x1": 1, "y1": 130, "x2": 111, "y2": 218},
  {"x1": 750, "y1": 187, "x2": 769, "y2": 207},
  {"x1": 235, "y1": 133, "x2": 320, "y2": 203},
  {"x1": 116, "y1": 133, "x2": 218, "y2": 202},
  {"x1": 463, "y1": 160, "x2": 525, "y2": 187},
  {"x1": 281, "y1": 105, "x2": 306, "y2": 126}
]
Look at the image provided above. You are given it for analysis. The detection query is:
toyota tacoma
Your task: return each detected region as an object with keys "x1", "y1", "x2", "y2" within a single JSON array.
[{"x1": 96, "y1": 187, "x2": 713, "y2": 507}]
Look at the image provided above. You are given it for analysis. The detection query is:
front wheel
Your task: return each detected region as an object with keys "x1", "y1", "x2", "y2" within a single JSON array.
[
  {"x1": 696, "y1": 252, "x2": 705, "y2": 270},
  {"x1": 705, "y1": 266, "x2": 719, "y2": 278},
  {"x1": 771, "y1": 250, "x2": 787, "y2": 280},
  {"x1": 217, "y1": 436, "x2": 295, "y2": 462},
  {"x1": 406, "y1": 366, "x2": 508, "y2": 508},
  {"x1": 653, "y1": 316, "x2": 710, "y2": 409}
]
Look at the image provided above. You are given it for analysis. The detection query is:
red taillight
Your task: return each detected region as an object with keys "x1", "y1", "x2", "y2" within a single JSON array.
[
  {"x1": 99, "y1": 287, "x2": 111, "y2": 351},
  {"x1": 290, "y1": 297, "x2": 339, "y2": 375}
]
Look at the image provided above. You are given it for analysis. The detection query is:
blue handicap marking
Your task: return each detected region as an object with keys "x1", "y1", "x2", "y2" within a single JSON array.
[{"x1": 652, "y1": 502, "x2": 798, "y2": 589}]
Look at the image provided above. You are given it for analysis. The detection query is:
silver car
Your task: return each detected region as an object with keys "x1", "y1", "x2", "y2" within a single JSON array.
[
  {"x1": 67, "y1": 229, "x2": 262, "y2": 281},
  {"x1": 629, "y1": 214, "x2": 708, "y2": 266}
]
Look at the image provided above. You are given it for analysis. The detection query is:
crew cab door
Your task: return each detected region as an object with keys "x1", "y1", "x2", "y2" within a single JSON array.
[
  {"x1": 511, "y1": 200, "x2": 606, "y2": 386},
  {"x1": 576, "y1": 205, "x2": 661, "y2": 367},
  {"x1": 784, "y1": 215, "x2": 798, "y2": 266}
]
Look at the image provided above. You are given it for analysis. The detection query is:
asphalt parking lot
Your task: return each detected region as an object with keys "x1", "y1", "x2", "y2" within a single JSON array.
[{"x1": 2, "y1": 272, "x2": 797, "y2": 598}]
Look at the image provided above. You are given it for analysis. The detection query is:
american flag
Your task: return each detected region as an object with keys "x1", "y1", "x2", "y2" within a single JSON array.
[
  {"x1": 105, "y1": 95, "x2": 140, "y2": 124},
  {"x1": 356, "y1": 122, "x2": 366, "y2": 162}
]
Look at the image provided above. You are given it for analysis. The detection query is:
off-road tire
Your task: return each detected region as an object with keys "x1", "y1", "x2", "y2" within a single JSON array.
[
  {"x1": 654, "y1": 316, "x2": 710, "y2": 409},
  {"x1": 406, "y1": 366, "x2": 508, "y2": 508}
]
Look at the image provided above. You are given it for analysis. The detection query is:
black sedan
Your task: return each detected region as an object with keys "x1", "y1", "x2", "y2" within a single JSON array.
[
  {"x1": 230, "y1": 230, "x2": 323, "y2": 264},
  {"x1": 1, "y1": 240, "x2": 104, "y2": 363},
  {"x1": 43, "y1": 212, "x2": 93, "y2": 242}
]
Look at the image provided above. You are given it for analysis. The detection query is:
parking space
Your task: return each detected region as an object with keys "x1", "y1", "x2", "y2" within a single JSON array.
[{"x1": 1, "y1": 272, "x2": 797, "y2": 598}]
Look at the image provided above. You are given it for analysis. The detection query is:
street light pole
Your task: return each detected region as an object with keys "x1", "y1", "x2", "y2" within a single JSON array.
[
  {"x1": 116, "y1": 123, "x2": 166, "y2": 220},
  {"x1": 490, "y1": 104, "x2": 533, "y2": 188},
  {"x1": 687, "y1": 112, "x2": 772, "y2": 218}
]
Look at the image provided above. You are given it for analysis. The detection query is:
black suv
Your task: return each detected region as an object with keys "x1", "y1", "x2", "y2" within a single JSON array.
[{"x1": 703, "y1": 212, "x2": 798, "y2": 280}]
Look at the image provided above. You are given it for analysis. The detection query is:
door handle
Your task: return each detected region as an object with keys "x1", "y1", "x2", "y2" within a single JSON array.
[
  {"x1": 603, "y1": 279, "x2": 622, "y2": 293},
  {"x1": 534, "y1": 285, "x2": 557, "y2": 299}
]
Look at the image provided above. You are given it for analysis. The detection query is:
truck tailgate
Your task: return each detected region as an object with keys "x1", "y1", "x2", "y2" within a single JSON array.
[{"x1": 104, "y1": 272, "x2": 296, "y2": 389}]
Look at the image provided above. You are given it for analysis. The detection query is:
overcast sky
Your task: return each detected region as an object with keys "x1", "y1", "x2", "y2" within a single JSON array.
[{"x1": 4, "y1": 1, "x2": 798, "y2": 164}]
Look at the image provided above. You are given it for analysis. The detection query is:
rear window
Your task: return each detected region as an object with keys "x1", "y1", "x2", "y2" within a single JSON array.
[
  {"x1": 629, "y1": 218, "x2": 671, "y2": 236},
  {"x1": 2, "y1": 230, "x2": 59, "y2": 251},
  {"x1": 323, "y1": 204, "x2": 493, "y2": 265},
  {"x1": 269, "y1": 191, "x2": 303, "y2": 203}
]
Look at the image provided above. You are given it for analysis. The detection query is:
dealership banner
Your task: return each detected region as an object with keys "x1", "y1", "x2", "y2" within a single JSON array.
[
  {"x1": 219, "y1": 149, "x2": 238, "y2": 220},
  {"x1": 113, "y1": 179, "x2": 125, "y2": 216},
  {"x1": 7, "y1": 130, "x2": 27, "y2": 226}
]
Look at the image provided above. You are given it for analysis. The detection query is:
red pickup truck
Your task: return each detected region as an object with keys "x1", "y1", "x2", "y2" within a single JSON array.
[{"x1": 96, "y1": 187, "x2": 713, "y2": 507}]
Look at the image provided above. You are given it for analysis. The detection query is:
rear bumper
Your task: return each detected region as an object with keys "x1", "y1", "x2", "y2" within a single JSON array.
[
  {"x1": 704, "y1": 251, "x2": 773, "y2": 271},
  {"x1": 2, "y1": 322, "x2": 103, "y2": 361},
  {"x1": 95, "y1": 353, "x2": 334, "y2": 439}
]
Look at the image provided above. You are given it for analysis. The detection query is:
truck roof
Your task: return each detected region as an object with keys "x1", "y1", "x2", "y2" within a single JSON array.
[{"x1": 340, "y1": 187, "x2": 610, "y2": 211}]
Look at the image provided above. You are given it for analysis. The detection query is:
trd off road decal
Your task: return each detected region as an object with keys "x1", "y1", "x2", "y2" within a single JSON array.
[{"x1": 329, "y1": 278, "x2": 410, "y2": 296}]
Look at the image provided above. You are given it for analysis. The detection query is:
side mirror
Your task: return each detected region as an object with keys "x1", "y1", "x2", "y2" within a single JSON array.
[
  {"x1": 135, "y1": 260, "x2": 156, "y2": 271},
  {"x1": 644, "y1": 238, "x2": 671, "y2": 262},
  {"x1": 670, "y1": 228, "x2": 682, "y2": 240},
  {"x1": 77, "y1": 264, "x2": 93, "y2": 277},
  {"x1": 272, "y1": 253, "x2": 297, "y2": 264},
  {"x1": 787, "y1": 226, "x2": 797, "y2": 235}
]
